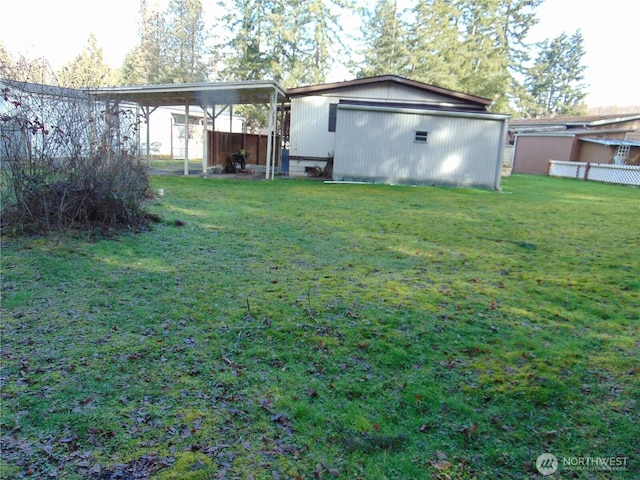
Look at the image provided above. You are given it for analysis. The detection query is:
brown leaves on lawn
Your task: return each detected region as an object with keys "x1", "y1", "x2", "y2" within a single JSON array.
[
  {"x1": 92, "y1": 453, "x2": 175, "y2": 479},
  {"x1": 1, "y1": 431, "x2": 122, "y2": 479},
  {"x1": 429, "y1": 451, "x2": 477, "y2": 480}
]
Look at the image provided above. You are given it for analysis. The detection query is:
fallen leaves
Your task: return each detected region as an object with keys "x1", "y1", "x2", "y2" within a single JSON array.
[
  {"x1": 428, "y1": 451, "x2": 477, "y2": 479},
  {"x1": 432, "y1": 458, "x2": 452, "y2": 471},
  {"x1": 0, "y1": 431, "x2": 106, "y2": 479},
  {"x1": 91, "y1": 453, "x2": 173, "y2": 479},
  {"x1": 270, "y1": 412, "x2": 294, "y2": 434},
  {"x1": 457, "y1": 423, "x2": 479, "y2": 441}
]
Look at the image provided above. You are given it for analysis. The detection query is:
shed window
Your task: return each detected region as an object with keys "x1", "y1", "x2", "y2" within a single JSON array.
[
  {"x1": 328, "y1": 104, "x2": 338, "y2": 132},
  {"x1": 414, "y1": 131, "x2": 428, "y2": 143}
]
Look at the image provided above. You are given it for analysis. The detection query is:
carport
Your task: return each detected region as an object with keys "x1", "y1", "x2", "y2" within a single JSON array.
[{"x1": 89, "y1": 80, "x2": 288, "y2": 179}]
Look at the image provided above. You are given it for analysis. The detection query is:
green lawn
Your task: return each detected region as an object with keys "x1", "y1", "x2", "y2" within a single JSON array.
[{"x1": 1, "y1": 175, "x2": 638, "y2": 479}]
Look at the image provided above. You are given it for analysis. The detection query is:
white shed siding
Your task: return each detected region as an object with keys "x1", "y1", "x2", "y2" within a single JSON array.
[
  {"x1": 333, "y1": 105, "x2": 507, "y2": 189},
  {"x1": 289, "y1": 96, "x2": 336, "y2": 159},
  {"x1": 289, "y1": 83, "x2": 475, "y2": 162}
]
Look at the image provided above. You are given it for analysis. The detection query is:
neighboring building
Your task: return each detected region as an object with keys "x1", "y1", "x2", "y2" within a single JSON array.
[
  {"x1": 0, "y1": 80, "x2": 248, "y2": 163},
  {"x1": 510, "y1": 114, "x2": 640, "y2": 174},
  {"x1": 579, "y1": 138, "x2": 640, "y2": 165},
  {"x1": 287, "y1": 75, "x2": 510, "y2": 189},
  {"x1": 0, "y1": 79, "x2": 140, "y2": 162},
  {"x1": 143, "y1": 106, "x2": 245, "y2": 160}
]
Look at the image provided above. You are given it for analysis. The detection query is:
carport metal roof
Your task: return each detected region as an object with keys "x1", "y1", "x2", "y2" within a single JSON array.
[
  {"x1": 88, "y1": 80, "x2": 288, "y2": 178},
  {"x1": 89, "y1": 80, "x2": 288, "y2": 107}
]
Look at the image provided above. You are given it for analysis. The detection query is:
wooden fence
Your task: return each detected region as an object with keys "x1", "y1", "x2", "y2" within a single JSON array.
[
  {"x1": 208, "y1": 131, "x2": 279, "y2": 168},
  {"x1": 548, "y1": 160, "x2": 640, "y2": 186}
]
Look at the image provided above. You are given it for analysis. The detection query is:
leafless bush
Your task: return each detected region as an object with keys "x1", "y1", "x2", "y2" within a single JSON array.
[{"x1": 1, "y1": 66, "x2": 150, "y2": 235}]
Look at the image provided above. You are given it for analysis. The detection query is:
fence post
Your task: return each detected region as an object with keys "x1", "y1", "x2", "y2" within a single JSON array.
[{"x1": 584, "y1": 162, "x2": 591, "y2": 181}]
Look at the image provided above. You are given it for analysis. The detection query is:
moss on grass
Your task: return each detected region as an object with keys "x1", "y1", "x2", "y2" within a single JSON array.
[{"x1": 1, "y1": 175, "x2": 638, "y2": 478}]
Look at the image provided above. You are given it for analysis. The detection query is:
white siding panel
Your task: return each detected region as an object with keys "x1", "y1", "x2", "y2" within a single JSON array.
[
  {"x1": 334, "y1": 107, "x2": 505, "y2": 189},
  {"x1": 289, "y1": 90, "x2": 468, "y2": 161},
  {"x1": 289, "y1": 83, "x2": 489, "y2": 164},
  {"x1": 289, "y1": 96, "x2": 336, "y2": 158}
]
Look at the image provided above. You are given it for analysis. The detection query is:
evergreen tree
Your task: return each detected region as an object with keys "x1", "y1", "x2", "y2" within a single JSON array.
[
  {"x1": 219, "y1": 0, "x2": 350, "y2": 87},
  {"x1": 299, "y1": 0, "x2": 346, "y2": 85},
  {"x1": 457, "y1": 0, "x2": 511, "y2": 108},
  {"x1": 407, "y1": 0, "x2": 465, "y2": 90},
  {"x1": 122, "y1": 4, "x2": 170, "y2": 84},
  {"x1": 498, "y1": 0, "x2": 544, "y2": 74},
  {"x1": 165, "y1": 0, "x2": 209, "y2": 83},
  {"x1": 219, "y1": 0, "x2": 271, "y2": 81},
  {"x1": 121, "y1": 46, "x2": 148, "y2": 86},
  {"x1": 0, "y1": 41, "x2": 14, "y2": 71},
  {"x1": 354, "y1": 0, "x2": 542, "y2": 111},
  {"x1": 356, "y1": 0, "x2": 409, "y2": 78},
  {"x1": 57, "y1": 34, "x2": 118, "y2": 87},
  {"x1": 456, "y1": 0, "x2": 541, "y2": 111},
  {"x1": 525, "y1": 30, "x2": 588, "y2": 117},
  {"x1": 1, "y1": 50, "x2": 56, "y2": 85},
  {"x1": 122, "y1": 0, "x2": 209, "y2": 85}
]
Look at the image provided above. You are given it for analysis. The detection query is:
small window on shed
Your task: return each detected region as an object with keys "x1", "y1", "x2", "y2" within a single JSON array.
[
  {"x1": 414, "y1": 131, "x2": 428, "y2": 143},
  {"x1": 328, "y1": 104, "x2": 338, "y2": 132}
]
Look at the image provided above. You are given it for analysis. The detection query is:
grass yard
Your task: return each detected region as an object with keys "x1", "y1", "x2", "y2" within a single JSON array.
[{"x1": 1, "y1": 175, "x2": 638, "y2": 479}]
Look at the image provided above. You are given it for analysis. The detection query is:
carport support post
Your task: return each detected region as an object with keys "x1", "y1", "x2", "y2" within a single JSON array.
[
  {"x1": 265, "y1": 90, "x2": 278, "y2": 180},
  {"x1": 211, "y1": 106, "x2": 216, "y2": 168},
  {"x1": 144, "y1": 105, "x2": 151, "y2": 167},
  {"x1": 279, "y1": 99, "x2": 285, "y2": 173},
  {"x1": 202, "y1": 100, "x2": 208, "y2": 174},
  {"x1": 184, "y1": 102, "x2": 190, "y2": 176}
]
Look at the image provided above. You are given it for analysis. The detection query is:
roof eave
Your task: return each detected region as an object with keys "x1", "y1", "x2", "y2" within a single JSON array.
[
  {"x1": 579, "y1": 137, "x2": 640, "y2": 147},
  {"x1": 588, "y1": 115, "x2": 640, "y2": 126},
  {"x1": 514, "y1": 128, "x2": 633, "y2": 137},
  {"x1": 286, "y1": 75, "x2": 492, "y2": 107}
]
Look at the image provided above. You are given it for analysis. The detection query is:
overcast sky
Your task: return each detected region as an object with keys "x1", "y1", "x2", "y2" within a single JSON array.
[{"x1": 2, "y1": 0, "x2": 639, "y2": 108}]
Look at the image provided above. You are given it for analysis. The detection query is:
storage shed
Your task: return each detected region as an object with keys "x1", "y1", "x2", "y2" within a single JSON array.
[
  {"x1": 287, "y1": 75, "x2": 510, "y2": 189},
  {"x1": 510, "y1": 114, "x2": 640, "y2": 174},
  {"x1": 579, "y1": 138, "x2": 640, "y2": 165}
]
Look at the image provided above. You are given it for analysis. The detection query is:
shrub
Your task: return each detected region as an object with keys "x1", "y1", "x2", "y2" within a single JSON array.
[{"x1": 1, "y1": 72, "x2": 150, "y2": 234}]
